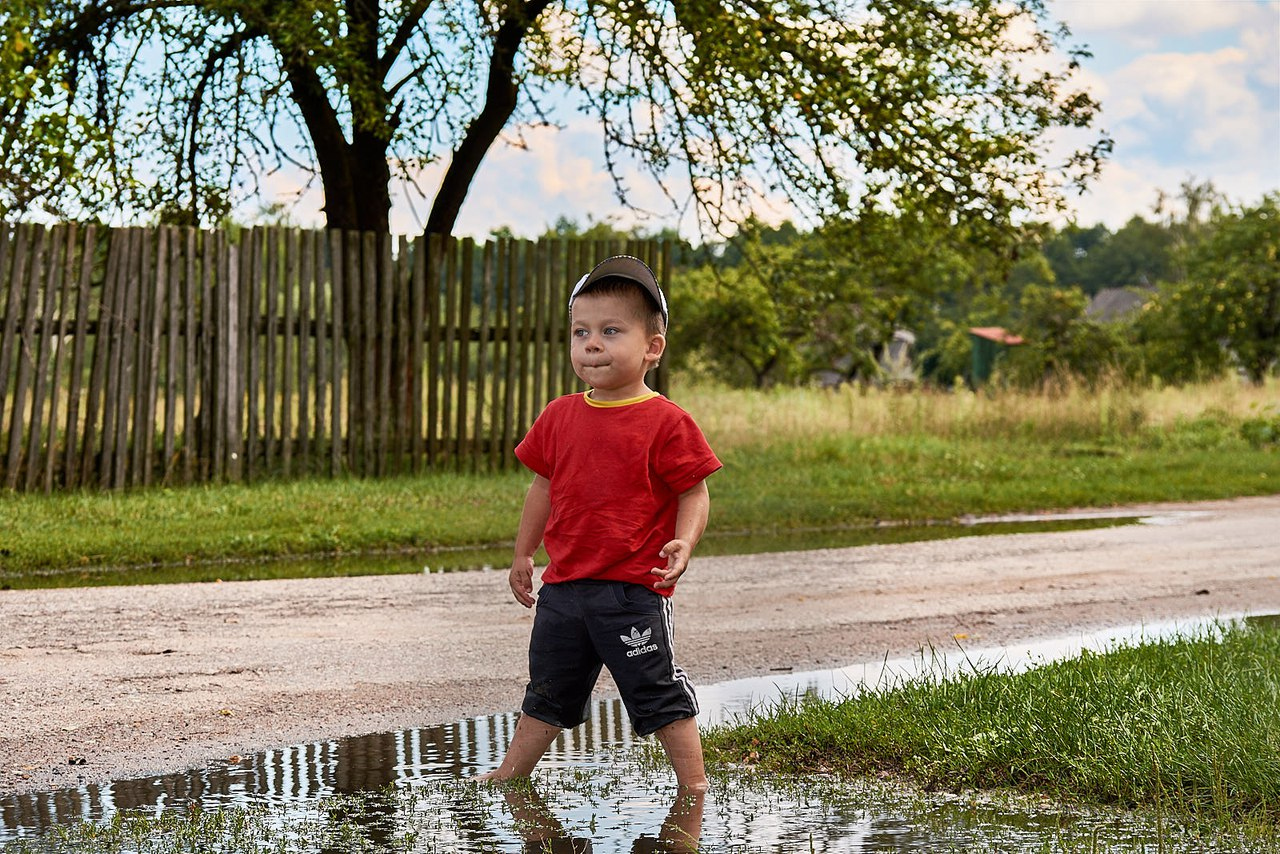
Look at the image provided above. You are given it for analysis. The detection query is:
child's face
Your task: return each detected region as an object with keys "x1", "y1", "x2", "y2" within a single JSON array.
[{"x1": 570, "y1": 290, "x2": 666, "y2": 400}]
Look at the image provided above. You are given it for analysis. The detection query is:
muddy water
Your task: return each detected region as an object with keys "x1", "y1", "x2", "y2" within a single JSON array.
[{"x1": 1, "y1": 614, "x2": 1270, "y2": 851}]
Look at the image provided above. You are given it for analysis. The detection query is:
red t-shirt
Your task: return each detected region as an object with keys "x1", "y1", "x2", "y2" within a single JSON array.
[{"x1": 515, "y1": 392, "x2": 722, "y2": 595}]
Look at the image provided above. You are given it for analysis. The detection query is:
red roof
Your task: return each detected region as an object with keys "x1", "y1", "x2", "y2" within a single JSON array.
[{"x1": 969, "y1": 326, "x2": 1024, "y2": 345}]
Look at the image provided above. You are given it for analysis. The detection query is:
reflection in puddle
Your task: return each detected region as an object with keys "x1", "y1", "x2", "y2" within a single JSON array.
[{"x1": 2, "y1": 613, "x2": 1274, "y2": 852}]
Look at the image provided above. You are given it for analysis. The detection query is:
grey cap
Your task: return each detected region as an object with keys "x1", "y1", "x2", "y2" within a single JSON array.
[{"x1": 568, "y1": 255, "x2": 668, "y2": 324}]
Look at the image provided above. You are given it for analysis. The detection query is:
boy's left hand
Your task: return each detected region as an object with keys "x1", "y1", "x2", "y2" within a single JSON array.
[{"x1": 651, "y1": 539, "x2": 692, "y2": 590}]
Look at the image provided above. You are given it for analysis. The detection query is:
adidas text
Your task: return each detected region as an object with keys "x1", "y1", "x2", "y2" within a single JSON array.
[{"x1": 626, "y1": 643, "x2": 659, "y2": 657}]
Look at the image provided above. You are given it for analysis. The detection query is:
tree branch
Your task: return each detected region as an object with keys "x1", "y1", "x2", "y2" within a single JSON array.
[
  {"x1": 426, "y1": 0, "x2": 552, "y2": 236},
  {"x1": 380, "y1": 0, "x2": 434, "y2": 77},
  {"x1": 182, "y1": 25, "x2": 265, "y2": 220}
]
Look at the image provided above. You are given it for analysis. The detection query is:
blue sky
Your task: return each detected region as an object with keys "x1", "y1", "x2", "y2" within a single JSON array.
[{"x1": 266, "y1": 0, "x2": 1280, "y2": 240}]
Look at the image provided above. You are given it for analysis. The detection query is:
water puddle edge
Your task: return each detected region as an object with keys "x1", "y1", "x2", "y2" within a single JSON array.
[{"x1": 3, "y1": 611, "x2": 1275, "y2": 852}]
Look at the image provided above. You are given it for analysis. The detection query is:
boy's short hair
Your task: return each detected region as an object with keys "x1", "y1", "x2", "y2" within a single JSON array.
[{"x1": 569, "y1": 256, "x2": 668, "y2": 336}]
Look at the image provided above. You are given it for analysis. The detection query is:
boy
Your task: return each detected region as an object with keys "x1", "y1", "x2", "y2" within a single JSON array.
[{"x1": 479, "y1": 255, "x2": 721, "y2": 792}]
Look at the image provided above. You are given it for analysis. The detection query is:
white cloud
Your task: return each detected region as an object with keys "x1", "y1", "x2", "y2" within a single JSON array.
[
  {"x1": 1049, "y1": 0, "x2": 1280, "y2": 227},
  {"x1": 1056, "y1": 0, "x2": 1268, "y2": 47}
]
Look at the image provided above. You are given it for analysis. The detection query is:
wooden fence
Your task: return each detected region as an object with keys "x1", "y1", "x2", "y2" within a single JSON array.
[{"x1": 0, "y1": 223, "x2": 669, "y2": 492}]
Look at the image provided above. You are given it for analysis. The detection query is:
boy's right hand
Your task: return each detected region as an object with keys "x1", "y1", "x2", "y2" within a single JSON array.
[{"x1": 509, "y1": 556, "x2": 536, "y2": 608}]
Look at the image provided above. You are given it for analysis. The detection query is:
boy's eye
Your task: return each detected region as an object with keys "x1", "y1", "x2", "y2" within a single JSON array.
[{"x1": 604, "y1": 326, "x2": 620, "y2": 335}]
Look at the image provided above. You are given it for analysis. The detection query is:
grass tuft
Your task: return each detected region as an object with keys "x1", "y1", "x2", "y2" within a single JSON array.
[{"x1": 705, "y1": 620, "x2": 1280, "y2": 834}]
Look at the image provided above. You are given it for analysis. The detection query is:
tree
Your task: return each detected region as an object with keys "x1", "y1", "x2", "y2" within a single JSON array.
[
  {"x1": 1003, "y1": 283, "x2": 1131, "y2": 387},
  {"x1": 1140, "y1": 195, "x2": 1280, "y2": 385},
  {"x1": 672, "y1": 207, "x2": 999, "y2": 388},
  {"x1": 2, "y1": 0, "x2": 1106, "y2": 234}
]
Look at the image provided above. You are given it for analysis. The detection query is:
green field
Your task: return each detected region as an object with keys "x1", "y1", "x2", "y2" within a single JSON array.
[{"x1": 1, "y1": 378, "x2": 1276, "y2": 587}]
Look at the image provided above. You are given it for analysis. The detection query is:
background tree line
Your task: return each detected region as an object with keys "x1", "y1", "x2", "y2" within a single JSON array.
[{"x1": 544, "y1": 181, "x2": 1278, "y2": 390}]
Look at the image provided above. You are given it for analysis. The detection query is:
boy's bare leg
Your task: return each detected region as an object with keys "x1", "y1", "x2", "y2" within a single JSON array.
[
  {"x1": 476, "y1": 714, "x2": 563, "y2": 781},
  {"x1": 654, "y1": 717, "x2": 709, "y2": 792}
]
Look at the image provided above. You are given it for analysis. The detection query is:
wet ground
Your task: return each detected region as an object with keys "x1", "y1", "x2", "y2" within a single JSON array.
[{"x1": 3, "y1": 615, "x2": 1275, "y2": 851}]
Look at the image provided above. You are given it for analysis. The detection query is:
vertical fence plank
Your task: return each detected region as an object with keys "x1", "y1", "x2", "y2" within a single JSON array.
[
  {"x1": 487, "y1": 240, "x2": 507, "y2": 472},
  {"x1": 162, "y1": 228, "x2": 181, "y2": 484},
  {"x1": 242, "y1": 229, "x2": 260, "y2": 481},
  {"x1": 357, "y1": 231, "x2": 375, "y2": 476},
  {"x1": 517, "y1": 240, "x2": 534, "y2": 444},
  {"x1": 43, "y1": 225, "x2": 79, "y2": 491},
  {"x1": 408, "y1": 237, "x2": 425, "y2": 472},
  {"x1": 375, "y1": 231, "x2": 392, "y2": 476},
  {"x1": 393, "y1": 235, "x2": 411, "y2": 474},
  {"x1": 343, "y1": 230, "x2": 361, "y2": 474},
  {"x1": 82, "y1": 228, "x2": 121, "y2": 489},
  {"x1": 318, "y1": 232, "x2": 331, "y2": 476},
  {"x1": 531, "y1": 240, "x2": 548, "y2": 418},
  {"x1": 471, "y1": 240, "x2": 493, "y2": 469},
  {"x1": 224, "y1": 232, "x2": 243, "y2": 482},
  {"x1": 203, "y1": 231, "x2": 220, "y2": 482},
  {"x1": 26, "y1": 225, "x2": 66, "y2": 491},
  {"x1": 659, "y1": 240, "x2": 672, "y2": 396},
  {"x1": 123, "y1": 229, "x2": 150, "y2": 488},
  {"x1": 329, "y1": 230, "x2": 345, "y2": 477},
  {"x1": 0, "y1": 224, "x2": 24, "y2": 455},
  {"x1": 181, "y1": 228, "x2": 197, "y2": 484},
  {"x1": 295, "y1": 229, "x2": 311, "y2": 475},
  {"x1": 546, "y1": 238, "x2": 564, "y2": 406},
  {"x1": 209, "y1": 232, "x2": 225, "y2": 482},
  {"x1": 440, "y1": 239, "x2": 458, "y2": 469},
  {"x1": 4, "y1": 225, "x2": 43, "y2": 489},
  {"x1": 136, "y1": 228, "x2": 164, "y2": 487},
  {"x1": 129, "y1": 227, "x2": 153, "y2": 487},
  {"x1": 108, "y1": 229, "x2": 142, "y2": 489},
  {"x1": 501, "y1": 239, "x2": 518, "y2": 467},
  {"x1": 0, "y1": 225, "x2": 11, "y2": 435},
  {"x1": 454, "y1": 237, "x2": 474, "y2": 468},
  {"x1": 264, "y1": 227, "x2": 281, "y2": 478},
  {"x1": 281, "y1": 228, "x2": 297, "y2": 477},
  {"x1": 425, "y1": 234, "x2": 442, "y2": 467},
  {"x1": 310, "y1": 230, "x2": 325, "y2": 470},
  {"x1": 62, "y1": 224, "x2": 97, "y2": 490}
]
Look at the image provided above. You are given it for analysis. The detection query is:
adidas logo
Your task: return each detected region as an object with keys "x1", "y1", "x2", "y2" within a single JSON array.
[{"x1": 620, "y1": 626, "x2": 659, "y2": 657}]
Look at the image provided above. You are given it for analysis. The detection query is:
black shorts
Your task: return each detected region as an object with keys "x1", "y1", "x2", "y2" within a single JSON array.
[{"x1": 522, "y1": 579, "x2": 698, "y2": 737}]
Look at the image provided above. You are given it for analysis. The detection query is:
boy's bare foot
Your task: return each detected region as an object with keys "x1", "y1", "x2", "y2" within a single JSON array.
[{"x1": 478, "y1": 714, "x2": 564, "y2": 781}]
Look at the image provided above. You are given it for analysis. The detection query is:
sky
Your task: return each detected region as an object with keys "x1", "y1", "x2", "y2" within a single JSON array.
[{"x1": 268, "y1": 0, "x2": 1280, "y2": 241}]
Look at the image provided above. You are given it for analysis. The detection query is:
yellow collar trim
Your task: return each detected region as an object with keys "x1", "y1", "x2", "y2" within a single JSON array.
[{"x1": 583, "y1": 391, "x2": 660, "y2": 408}]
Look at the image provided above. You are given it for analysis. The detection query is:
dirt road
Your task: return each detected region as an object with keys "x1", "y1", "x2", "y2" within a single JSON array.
[{"x1": 2, "y1": 495, "x2": 1277, "y2": 796}]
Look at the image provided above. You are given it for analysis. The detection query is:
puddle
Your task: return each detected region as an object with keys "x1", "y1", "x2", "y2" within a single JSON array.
[{"x1": 3, "y1": 612, "x2": 1274, "y2": 852}]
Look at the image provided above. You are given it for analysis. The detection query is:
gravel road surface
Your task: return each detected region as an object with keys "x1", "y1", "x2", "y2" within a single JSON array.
[{"x1": 2, "y1": 495, "x2": 1277, "y2": 796}]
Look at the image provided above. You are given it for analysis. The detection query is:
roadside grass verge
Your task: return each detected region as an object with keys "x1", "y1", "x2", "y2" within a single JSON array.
[
  {"x1": 1, "y1": 379, "x2": 1276, "y2": 587},
  {"x1": 704, "y1": 620, "x2": 1280, "y2": 840}
]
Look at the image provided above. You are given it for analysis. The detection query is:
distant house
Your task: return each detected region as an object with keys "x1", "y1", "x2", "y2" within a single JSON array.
[
  {"x1": 968, "y1": 326, "x2": 1024, "y2": 387},
  {"x1": 1086, "y1": 286, "x2": 1154, "y2": 322}
]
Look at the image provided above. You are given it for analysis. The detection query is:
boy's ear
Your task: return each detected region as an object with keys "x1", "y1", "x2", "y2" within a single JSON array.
[{"x1": 645, "y1": 333, "x2": 667, "y2": 366}]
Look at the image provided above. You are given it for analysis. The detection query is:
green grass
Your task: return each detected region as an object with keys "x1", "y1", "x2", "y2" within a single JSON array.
[
  {"x1": 704, "y1": 621, "x2": 1280, "y2": 837},
  {"x1": 1, "y1": 381, "x2": 1277, "y2": 587}
]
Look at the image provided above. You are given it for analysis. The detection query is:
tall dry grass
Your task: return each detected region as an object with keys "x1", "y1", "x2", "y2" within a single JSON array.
[{"x1": 674, "y1": 376, "x2": 1279, "y2": 451}]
